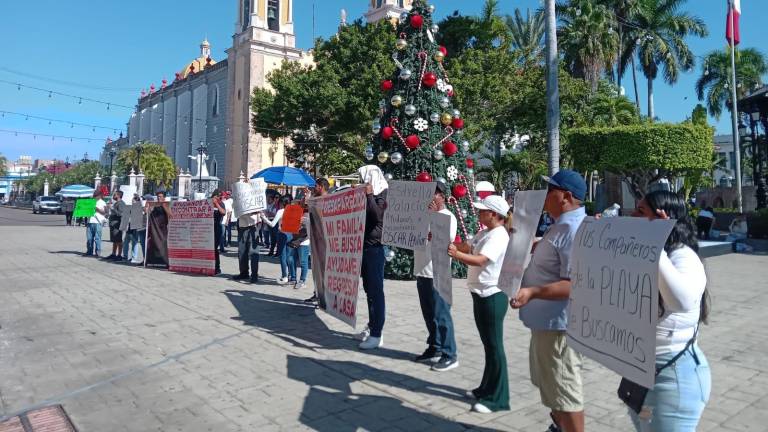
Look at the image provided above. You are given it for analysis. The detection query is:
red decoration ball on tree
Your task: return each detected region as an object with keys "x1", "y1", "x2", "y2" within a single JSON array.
[
  {"x1": 439, "y1": 46, "x2": 448, "y2": 56},
  {"x1": 410, "y1": 14, "x2": 424, "y2": 28},
  {"x1": 451, "y1": 117, "x2": 464, "y2": 129},
  {"x1": 466, "y1": 158, "x2": 474, "y2": 168},
  {"x1": 405, "y1": 134, "x2": 421, "y2": 150},
  {"x1": 452, "y1": 184, "x2": 468, "y2": 199},
  {"x1": 454, "y1": 235, "x2": 462, "y2": 243},
  {"x1": 380, "y1": 79, "x2": 393, "y2": 92},
  {"x1": 442, "y1": 140, "x2": 458, "y2": 157},
  {"x1": 422, "y1": 72, "x2": 438, "y2": 88},
  {"x1": 416, "y1": 171, "x2": 433, "y2": 182},
  {"x1": 381, "y1": 126, "x2": 394, "y2": 140}
]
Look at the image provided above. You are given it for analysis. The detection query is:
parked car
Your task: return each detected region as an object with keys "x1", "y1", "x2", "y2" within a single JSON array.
[{"x1": 33, "y1": 196, "x2": 62, "y2": 214}]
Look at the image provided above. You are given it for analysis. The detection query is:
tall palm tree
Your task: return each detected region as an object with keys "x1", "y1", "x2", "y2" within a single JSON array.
[
  {"x1": 631, "y1": 0, "x2": 707, "y2": 120},
  {"x1": 695, "y1": 48, "x2": 768, "y2": 119},
  {"x1": 477, "y1": 151, "x2": 519, "y2": 192},
  {"x1": 558, "y1": 0, "x2": 618, "y2": 92},
  {"x1": 506, "y1": 8, "x2": 545, "y2": 63},
  {"x1": 0, "y1": 153, "x2": 7, "y2": 177},
  {"x1": 590, "y1": 93, "x2": 640, "y2": 125}
]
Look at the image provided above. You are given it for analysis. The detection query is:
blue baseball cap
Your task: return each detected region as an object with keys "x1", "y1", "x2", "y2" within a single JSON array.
[{"x1": 542, "y1": 170, "x2": 587, "y2": 201}]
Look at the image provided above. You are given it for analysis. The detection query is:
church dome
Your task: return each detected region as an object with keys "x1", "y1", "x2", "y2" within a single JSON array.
[{"x1": 177, "y1": 38, "x2": 216, "y2": 80}]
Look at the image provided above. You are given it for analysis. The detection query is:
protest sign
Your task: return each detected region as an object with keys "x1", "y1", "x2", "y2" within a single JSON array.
[
  {"x1": 119, "y1": 185, "x2": 137, "y2": 205},
  {"x1": 318, "y1": 188, "x2": 367, "y2": 327},
  {"x1": 280, "y1": 204, "x2": 304, "y2": 234},
  {"x1": 249, "y1": 178, "x2": 268, "y2": 210},
  {"x1": 308, "y1": 200, "x2": 327, "y2": 310},
  {"x1": 232, "y1": 181, "x2": 264, "y2": 218},
  {"x1": 566, "y1": 217, "x2": 675, "y2": 388},
  {"x1": 145, "y1": 201, "x2": 171, "y2": 268},
  {"x1": 382, "y1": 180, "x2": 436, "y2": 251},
  {"x1": 119, "y1": 204, "x2": 144, "y2": 231},
  {"x1": 499, "y1": 190, "x2": 547, "y2": 298},
  {"x1": 73, "y1": 198, "x2": 96, "y2": 218},
  {"x1": 167, "y1": 200, "x2": 215, "y2": 275},
  {"x1": 430, "y1": 211, "x2": 454, "y2": 305}
]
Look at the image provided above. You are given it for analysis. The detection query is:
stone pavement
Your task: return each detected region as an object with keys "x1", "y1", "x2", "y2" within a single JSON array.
[{"x1": 0, "y1": 214, "x2": 767, "y2": 431}]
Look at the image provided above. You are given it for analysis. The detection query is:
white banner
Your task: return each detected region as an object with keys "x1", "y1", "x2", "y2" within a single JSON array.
[
  {"x1": 499, "y1": 190, "x2": 547, "y2": 298},
  {"x1": 382, "y1": 180, "x2": 436, "y2": 251},
  {"x1": 566, "y1": 217, "x2": 675, "y2": 388},
  {"x1": 232, "y1": 181, "x2": 265, "y2": 218},
  {"x1": 249, "y1": 178, "x2": 268, "y2": 211},
  {"x1": 119, "y1": 185, "x2": 137, "y2": 205},
  {"x1": 430, "y1": 211, "x2": 454, "y2": 305}
]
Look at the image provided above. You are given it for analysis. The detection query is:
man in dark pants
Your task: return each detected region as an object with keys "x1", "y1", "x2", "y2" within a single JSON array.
[
  {"x1": 304, "y1": 178, "x2": 330, "y2": 305},
  {"x1": 211, "y1": 189, "x2": 226, "y2": 275},
  {"x1": 232, "y1": 211, "x2": 260, "y2": 283}
]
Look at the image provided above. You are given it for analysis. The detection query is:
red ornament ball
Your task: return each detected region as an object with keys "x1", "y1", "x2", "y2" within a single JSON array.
[
  {"x1": 454, "y1": 235, "x2": 462, "y2": 243},
  {"x1": 422, "y1": 72, "x2": 438, "y2": 88},
  {"x1": 466, "y1": 158, "x2": 474, "y2": 168},
  {"x1": 380, "y1": 79, "x2": 393, "y2": 92},
  {"x1": 447, "y1": 89, "x2": 455, "y2": 97},
  {"x1": 416, "y1": 171, "x2": 433, "y2": 182},
  {"x1": 442, "y1": 140, "x2": 458, "y2": 157},
  {"x1": 439, "y1": 45, "x2": 448, "y2": 56},
  {"x1": 452, "y1": 184, "x2": 468, "y2": 199},
  {"x1": 405, "y1": 134, "x2": 421, "y2": 150},
  {"x1": 452, "y1": 117, "x2": 464, "y2": 129},
  {"x1": 381, "y1": 126, "x2": 394, "y2": 140},
  {"x1": 410, "y1": 14, "x2": 424, "y2": 28}
]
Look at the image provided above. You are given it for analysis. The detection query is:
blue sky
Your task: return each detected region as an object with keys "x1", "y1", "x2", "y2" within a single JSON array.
[{"x1": 1, "y1": 0, "x2": 764, "y2": 162}]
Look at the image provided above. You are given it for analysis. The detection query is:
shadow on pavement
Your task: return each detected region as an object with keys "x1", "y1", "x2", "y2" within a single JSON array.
[
  {"x1": 222, "y1": 289, "x2": 413, "y2": 361},
  {"x1": 286, "y1": 354, "x2": 500, "y2": 431},
  {"x1": 49, "y1": 250, "x2": 89, "y2": 256}
]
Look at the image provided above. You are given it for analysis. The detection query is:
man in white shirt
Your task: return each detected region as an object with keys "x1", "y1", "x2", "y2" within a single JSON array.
[
  {"x1": 231, "y1": 179, "x2": 261, "y2": 283},
  {"x1": 413, "y1": 183, "x2": 459, "y2": 371},
  {"x1": 86, "y1": 191, "x2": 108, "y2": 256},
  {"x1": 221, "y1": 191, "x2": 234, "y2": 253}
]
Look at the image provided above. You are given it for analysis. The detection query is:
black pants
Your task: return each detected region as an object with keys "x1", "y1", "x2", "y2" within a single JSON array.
[
  {"x1": 65, "y1": 211, "x2": 73, "y2": 225},
  {"x1": 214, "y1": 220, "x2": 222, "y2": 272},
  {"x1": 695, "y1": 216, "x2": 712, "y2": 239},
  {"x1": 237, "y1": 226, "x2": 259, "y2": 280}
]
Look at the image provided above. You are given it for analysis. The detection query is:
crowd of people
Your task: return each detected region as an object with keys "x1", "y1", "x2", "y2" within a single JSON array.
[{"x1": 70, "y1": 165, "x2": 711, "y2": 432}]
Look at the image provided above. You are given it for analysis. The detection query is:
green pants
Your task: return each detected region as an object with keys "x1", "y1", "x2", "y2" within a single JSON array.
[{"x1": 471, "y1": 291, "x2": 510, "y2": 411}]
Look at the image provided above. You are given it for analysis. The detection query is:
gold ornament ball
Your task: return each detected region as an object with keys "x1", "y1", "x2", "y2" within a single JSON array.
[
  {"x1": 391, "y1": 95, "x2": 403, "y2": 107},
  {"x1": 440, "y1": 112, "x2": 453, "y2": 125},
  {"x1": 396, "y1": 38, "x2": 408, "y2": 50},
  {"x1": 433, "y1": 51, "x2": 445, "y2": 62},
  {"x1": 377, "y1": 151, "x2": 389, "y2": 164}
]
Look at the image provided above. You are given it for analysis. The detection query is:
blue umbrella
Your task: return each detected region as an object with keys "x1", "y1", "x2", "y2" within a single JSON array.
[
  {"x1": 251, "y1": 166, "x2": 316, "y2": 187},
  {"x1": 55, "y1": 184, "x2": 96, "y2": 198}
]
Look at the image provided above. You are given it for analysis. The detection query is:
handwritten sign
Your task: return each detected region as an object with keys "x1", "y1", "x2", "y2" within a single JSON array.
[
  {"x1": 430, "y1": 211, "x2": 454, "y2": 305},
  {"x1": 308, "y1": 201, "x2": 328, "y2": 310},
  {"x1": 119, "y1": 185, "x2": 137, "y2": 205},
  {"x1": 119, "y1": 204, "x2": 145, "y2": 231},
  {"x1": 249, "y1": 178, "x2": 268, "y2": 211},
  {"x1": 499, "y1": 190, "x2": 547, "y2": 298},
  {"x1": 318, "y1": 188, "x2": 367, "y2": 327},
  {"x1": 73, "y1": 198, "x2": 96, "y2": 218},
  {"x1": 232, "y1": 181, "x2": 265, "y2": 218},
  {"x1": 168, "y1": 200, "x2": 215, "y2": 275},
  {"x1": 280, "y1": 204, "x2": 304, "y2": 234},
  {"x1": 566, "y1": 217, "x2": 675, "y2": 388},
  {"x1": 382, "y1": 180, "x2": 436, "y2": 251}
]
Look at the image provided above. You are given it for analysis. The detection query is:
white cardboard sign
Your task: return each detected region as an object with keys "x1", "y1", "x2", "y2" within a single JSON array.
[
  {"x1": 430, "y1": 211, "x2": 454, "y2": 305},
  {"x1": 232, "y1": 180, "x2": 266, "y2": 218},
  {"x1": 499, "y1": 190, "x2": 547, "y2": 298},
  {"x1": 382, "y1": 180, "x2": 436, "y2": 251},
  {"x1": 566, "y1": 217, "x2": 675, "y2": 388},
  {"x1": 119, "y1": 185, "x2": 137, "y2": 205}
]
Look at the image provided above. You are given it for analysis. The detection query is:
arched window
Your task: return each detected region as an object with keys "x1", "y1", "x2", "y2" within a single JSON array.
[
  {"x1": 242, "y1": 0, "x2": 251, "y2": 31},
  {"x1": 267, "y1": 0, "x2": 280, "y2": 31}
]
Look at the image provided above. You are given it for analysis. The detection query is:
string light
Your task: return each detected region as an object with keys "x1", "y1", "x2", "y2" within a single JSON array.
[
  {"x1": 0, "y1": 128, "x2": 108, "y2": 143},
  {"x1": 0, "y1": 110, "x2": 123, "y2": 132},
  {"x1": 0, "y1": 79, "x2": 133, "y2": 110}
]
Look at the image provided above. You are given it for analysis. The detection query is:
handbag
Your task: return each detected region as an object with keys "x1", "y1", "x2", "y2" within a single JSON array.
[{"x1": 618, "y1": 329, "x2": 697, "y2": 414}]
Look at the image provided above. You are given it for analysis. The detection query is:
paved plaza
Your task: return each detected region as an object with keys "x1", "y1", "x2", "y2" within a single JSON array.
[{"x1": 0, "y1": 206, "x2": 766, "y2": 431}]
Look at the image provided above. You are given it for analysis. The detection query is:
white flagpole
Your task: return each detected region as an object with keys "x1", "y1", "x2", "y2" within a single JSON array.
[{"x1": 729, "y1": 0, "x2": 744, "y2": 212}]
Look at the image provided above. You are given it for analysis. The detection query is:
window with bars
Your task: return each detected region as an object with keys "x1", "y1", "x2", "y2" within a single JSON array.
[{"x1": 267, "y1": 0, "x2": 279, "y2": 32}]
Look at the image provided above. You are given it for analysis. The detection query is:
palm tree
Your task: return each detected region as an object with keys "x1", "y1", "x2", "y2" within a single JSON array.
[
  {"x1": 695, "y1": 48, "x2": 768, "y2": 119},
  {"x1": 476, "y1": 151, "x2": 519, "y2": 192},
  {"x1": 558, "y1": 0, "x2": 618, "y2": 92},
  {"x1": 0, "y1": 153, "x2": 7, "y2": 177},
  {"x1": 590, "y1": 93, "x2": 640, "y2": 125},
  {"x1": 506, "y1": 8, "x2": 545, "y2": 63},
  {"x1": 631, "y1": 0, "x2": 708, "y2": 120}
]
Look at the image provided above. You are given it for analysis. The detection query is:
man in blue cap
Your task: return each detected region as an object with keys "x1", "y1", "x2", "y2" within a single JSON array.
[{"x1": 510, "y1": 169, "x2": 587, "y2": 432}]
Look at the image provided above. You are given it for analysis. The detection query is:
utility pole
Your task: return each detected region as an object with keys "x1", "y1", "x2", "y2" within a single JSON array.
[{"x1": 728, "y1": 0, "x2": 743, "y2": 212}]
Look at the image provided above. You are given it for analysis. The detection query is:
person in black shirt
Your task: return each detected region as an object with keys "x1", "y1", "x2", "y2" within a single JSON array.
[{"x1": 211, "y1": 189, "x2": 225, "y2": 275}]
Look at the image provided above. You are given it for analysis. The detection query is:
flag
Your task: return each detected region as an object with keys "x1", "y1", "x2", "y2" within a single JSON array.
[{"x1": 726, "y1": 0, "x2": 741, "y2": 45}]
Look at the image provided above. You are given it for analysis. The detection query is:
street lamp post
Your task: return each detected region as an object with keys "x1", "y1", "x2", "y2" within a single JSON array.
[
  {"x1": 135, "y1": 144, "x2": 144, "y2": 173},
  {"x1": 750, "y1": 113, "x2": 767, "y2": 209},
  {"x1": 108, "y1": 146, "x2": 117, "y2": 175},
  {"x1": 196, "y1": 140, "x2": 207, "y2": 193}
]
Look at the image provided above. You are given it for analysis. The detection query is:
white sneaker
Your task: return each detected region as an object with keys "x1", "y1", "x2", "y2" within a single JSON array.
[
  {"x1": 471, "y1": 402, "x2": 492, "y2": 414},
  {"x1": 357, "y1": 327, "x2": 371, "y2": 341},
  {"x1": 294, "y1": 282, "x2": 306, "y2": 290},
  {"x1": 358, "y1": 335, "x2": 383, "y2": 350},
  {"x1": 278, "y1": 277, "x2": 289, "y2": 284}
]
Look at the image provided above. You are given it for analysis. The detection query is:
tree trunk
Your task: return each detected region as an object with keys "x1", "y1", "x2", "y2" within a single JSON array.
[
  {"x1": 545, "y1": 0, "x2": 560, "y2": 175},
  {"x1": 647, "y1": 77, "x2": 654, "y2": 121},
  {"x1": 631, "y1": 55, "x2": 640, "y2": 112}
]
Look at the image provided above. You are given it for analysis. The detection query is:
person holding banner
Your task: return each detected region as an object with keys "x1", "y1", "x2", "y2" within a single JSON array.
[
  {"x1": 357, "y1": 165, "x2": 388, "y2": 350},
  {"x1": 122, "y1": 194, "x2": 144, "y2": 264},
  {"x1": 86, "y1": 190, "x2": 107, "y2": 257},
  {"x1": 211, "y1": 189, "x2": 226, "y2": 275},
  {"x1": 448, "y1": 195, "x2": 510, "y2": 413},
  {"x1": 626, "y1": 191, "x2": 711, "y2": 431},
  {"x1": 510, "y1": 170, "x2": 587, "y2": 432},
  {"x1": 413, "y1": 182, "x2": 459, "y2": 371},
  {"x1": 304, "y1": 178, "x2": 330, "y2": 305},
  {"x1": 106, "y1": 190, "x2": 127, "y2": 261}
]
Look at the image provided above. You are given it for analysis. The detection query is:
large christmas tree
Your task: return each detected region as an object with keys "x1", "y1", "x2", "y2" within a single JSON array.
[{"x1": 368, "y1": 0, "x2": 479, "y2": 278}]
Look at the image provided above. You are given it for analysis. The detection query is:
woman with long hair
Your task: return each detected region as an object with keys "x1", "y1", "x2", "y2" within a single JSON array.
[
  {"x1": 262, "y1": 195, "x2": 296, "y2": 284},
  {"x1": 628, "y1": 190, "x2": 711, "y2": 431}
]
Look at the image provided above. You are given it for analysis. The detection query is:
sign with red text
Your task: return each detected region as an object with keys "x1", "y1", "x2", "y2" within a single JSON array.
[
  {"x1": 168, "y1": 200, "x2": 215, "y2": 275},
  {"x1": 566, "y1": 217, "x2": 675, "y2": 388},
  {"x1": 316, "y1": 188, "x2": 367, "y2": 327}
]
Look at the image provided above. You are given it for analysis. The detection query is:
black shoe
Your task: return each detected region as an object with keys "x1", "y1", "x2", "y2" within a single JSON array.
[
  {"x1": 114, "y1": 256, "x2": 124, "y2": 262},
  {"x1": 414, "y1": 348, "x2": 441, "y2": 364},
  {"x1": 231, "y1": 274, "x2": 249, "y2": 281},
  {"x1": 431, "y1": 356, "x2": 459, "y2": 372},
  {"x1": 249, "y1": 276, "x2": 259, "y2": 283},
  {"x1": 103, "y1": 254, "x2": 116, "y2": 261},
  {"x1": 303, "y1": 294, "x2": 318, "y2": 304},
  {"x1": 215, "y1": 269, "x2": 222, "y2": 275},
  {"x1": 547, "y1": 424, "x2": 563, "y2": 432}
]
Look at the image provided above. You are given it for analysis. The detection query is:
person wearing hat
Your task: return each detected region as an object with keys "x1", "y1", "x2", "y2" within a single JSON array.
[
  {"x1": 510, "y1": 169, "x2": 588, "y2": 432},
  {"x1": 475, "y1": 181, "x2": 496, "y2": 200},
  {"x1": 448, "y1": 195, "x2": 511, "y2": 413},
  {"x1": 413, "y1": 182, "x2": 458, "y2": 371}
]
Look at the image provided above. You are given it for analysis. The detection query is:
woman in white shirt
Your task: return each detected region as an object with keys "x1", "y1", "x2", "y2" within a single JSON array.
[
  {"x1": 448, "y1": 195, "x2": 511, "y2": 414},
  {"x1": 628, "y1": 190, "x2": 711, "y2": 431},
  {"x1": 261, "y1": 196, "x2": 296, "y2": 284}
]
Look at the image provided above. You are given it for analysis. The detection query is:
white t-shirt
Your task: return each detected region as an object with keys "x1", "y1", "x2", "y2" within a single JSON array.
[
  {"x1": 413, "y1": 208, "x2": 458, "y2": 278},
  {"x1": 262, "y1": 208, "x2": 284, "y2": 228},
  {"x1": 467, "y1": 226, "x2": 509, "y2": 297},
  {"x1": 238, "y1": 212, "x2": 260, "y2": 228},
  {"x1": 223, "y1": 198, "x2": 233, "y2": 224},
  {"x1": 300, "y1": 214, "x2": 310, "y2": 246},
  {"x1": 89, "y1": 199, "x2": 107, "y2": 224}
]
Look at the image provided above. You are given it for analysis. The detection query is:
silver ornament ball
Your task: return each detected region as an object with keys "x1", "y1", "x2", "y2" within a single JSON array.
[
  {"x1": 461, "y1": 140, "x2": 470, "y2": 152},
  {"x1": 399, "y1": 68, "x2": 412, "y2": 80},
  {"x1": 385, "y1": 249, "x2": 396, "y2": 261},
  {"x1": 461, "y1": 209, "x2": 468, "y2": 218},
  {"x1": 431, "y1": 24, "x2": 439, "y2": 34},
  {"x1": 452, "y1": 109, "x2": 461, "y2": 118},
  {"x1": 439, "y1": 96, "x2": 450, "y2": 108},
  {"x1": 372, "y1": 119, "x2": 381, "y2": 134},
  {"x1": 390, "y1": 152, "x2": 403, "y2": 164},
  {"x1": 404, "y1": 104, "x2": 417, "y2": 116},
  {"x1": 467, "y1": 168, "x2": 474, "y2": 175},
  {"x1": 466, "y1": 234, "x2": 474, "y2": 241},
  {"x1": 384, "y1": 173, "x2": 394, "y2": 181},
  {"x1": 400, "y1": 12, "x2": 409, "y2": 22},
  {"x1": 365, "y1": 149, "x2": 374, "y2": 161},
  {"x1": 433, "y1": 149, "x2": 444, "y2": 161},
  {"x1": 428, "y1": 4, "x2": 436, "y2": 13},
  {"x1": 430, "y1": 112, "x2": 440, "y2": 123},
  {"x1": 378, "y1": 99, "x2": 386, "y2": 109}
]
